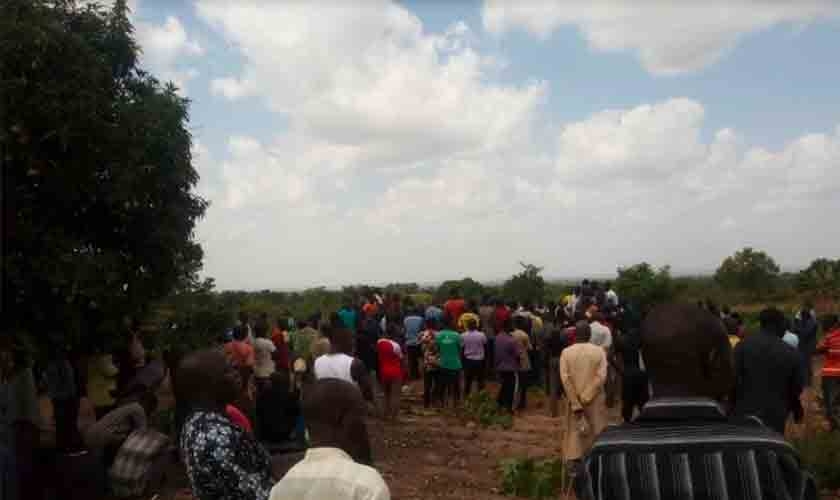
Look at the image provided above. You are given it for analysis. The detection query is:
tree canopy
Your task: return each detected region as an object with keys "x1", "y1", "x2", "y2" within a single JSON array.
[
  {"x1": 502, "y1": 262, "x2": 546, "y2": 306},
  {"x1": 796, "y1": 258, "x2": 840, "y2": 300},
  {"x1": 2, "y1": 0, "x2": 207, "y2": 348},
  {"x1": 615, "y1": 263, "x2": 674, "y2": 310},
  {"x1": 714, "y1": 247, "x2": 780, "y2": 296}
]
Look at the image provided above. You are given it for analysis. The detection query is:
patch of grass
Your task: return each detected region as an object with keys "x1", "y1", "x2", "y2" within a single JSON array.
[
  {"x1": 463, "y1": 390, "x2": 513, "y2": 429},
  {"x1": 500, "y1": 457, "x2": 569, "y2": 499},
  {"x1": 793, "y1": 431, "x2": 840, "y2": 490}
]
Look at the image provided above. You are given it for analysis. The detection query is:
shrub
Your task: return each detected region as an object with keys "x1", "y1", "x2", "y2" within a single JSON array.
[
  {"x1": 500, "y1": 457, "x2": 568, "y2": 499},
  {"x1": 463, "y1": 390, "x2": 513, "y2": 429},
  {"x1": 793, "y1": 431, "x2": 840, "y2": 490}
]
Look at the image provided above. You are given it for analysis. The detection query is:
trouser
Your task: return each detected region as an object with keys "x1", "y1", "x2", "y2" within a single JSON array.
[
  {"x1": 800, "y1": 343, "x2": 816, "y2": 387},
  {"x1": 528, "y1": 350, "x2": 541, "y2": 387},
  {"x1": 567, "y1": 458, "x2": 590, "y2": 500},
  {"x1": 381, "y1": 378, "x2": 402, "y2": 419},
  {"x1": 463, "y1": 359, "x2": 485, "y2": 396},
  {"x1": 52, "y1": 397, "x2": 81, "y2": 452},
  {"x1": 424, "y1": 370, "x2": 439, "y2": 408},
  {"x1": 436, "y1": 369, "x2": 461, "y2": 407},
  {"x1": 485, "y1": 336, "x2": 496, "y2": 379},
  {"x1": 549, "y1": 357, "x2": 561, "y2": 417},
  {"x1": 516, "y1": 370, "x2": 530, "y2": 410},
  {"x1": 497, "y1": 371, "x2": 516, "y2": 411},
  {"x1": 823, "y1": 376, "x2": 840, "y2": 430},
  {"x1": 407, "y1": 345, "x2": 422, "y2": 380},
  {"x1": 622, "y1": 370, "x2": 650, "y2": 422}
]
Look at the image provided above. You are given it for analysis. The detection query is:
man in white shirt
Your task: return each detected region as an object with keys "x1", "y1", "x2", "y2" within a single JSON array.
[
  {"x1": 269, "y1": 378, "x2": 390, "y2": 500},
  {"x1": 589, "y1": 314, "x2": 613, "y2": 350},
  {"x1": 604, "y1": 282, "x2": 619, "y2": 308}
]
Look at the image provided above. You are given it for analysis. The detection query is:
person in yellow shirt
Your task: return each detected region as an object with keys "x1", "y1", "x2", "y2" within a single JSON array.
[
  {"x1": 457, "y1": 300, "x2": 481, "y2": 333},
  {"x1": 87, "y1": 351, "x2": 119, "y2": 419}
]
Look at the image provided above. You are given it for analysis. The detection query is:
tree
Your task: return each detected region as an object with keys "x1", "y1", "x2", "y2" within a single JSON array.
[
  {"x1": 714, "y1": 247, "x2": 780, "y2": 295},
  {"x1": 615, "y1": 263, "x2": 674, "y2": 310},
  {"x1": 435, "y1": 278, "x2": 485, "y2": 304},
  {"x1": 797, "y1": 258, "x2": 840, "y2": 300},
  {"x1": 502, "y1": 262, "x2": 545, "y2": 306},
  {"x1": 2, "y1": 0, "x2": 207, "y2": 348}
]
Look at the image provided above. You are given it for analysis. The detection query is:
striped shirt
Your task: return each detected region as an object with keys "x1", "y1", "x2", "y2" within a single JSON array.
[{"x1": 582, "y1": 398, "x2": 817, "y2": 500}]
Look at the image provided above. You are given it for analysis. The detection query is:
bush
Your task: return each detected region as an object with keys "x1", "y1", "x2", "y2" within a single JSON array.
[
  {"x1": 793, "y1": 431, "x2": 840, "y2": 490},
  {"x1": 500, "y1": 457, "x2": 568, "y2": 499},
  {"x1": 463, "y1": 390, "x2": 513, "y2": 429}
]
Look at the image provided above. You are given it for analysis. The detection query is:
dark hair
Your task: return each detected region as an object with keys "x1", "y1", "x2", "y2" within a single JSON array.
[
  {"x1": 513, "y1": 315, "x2": 529, "y2": 331},
  {"x1": 758, "y1": 307, "x2": 786, "y2": 337},
  {"x1": 465, "y1": 317, "x2": 478, "y2": 331},
  {"x1": 823, "y1": 314, "x2": 839, "y2": 331},
  {"x1": 233, "y1": 325, "x2": 248, "y2": 341},
  {"x1": 641, "y1": 303, "x2": 732, "y2": 400},
  {"x1": 302, "y1": 378, "x2": 371, "y2": 464},
  {"x1": 501, "y1": 317, "x2": 514, "y2": 333}
]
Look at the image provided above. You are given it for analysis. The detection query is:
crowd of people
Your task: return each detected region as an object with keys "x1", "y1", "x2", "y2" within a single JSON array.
[{"x1": 2, "y1": 280, "x2": 839, "y2": 500}]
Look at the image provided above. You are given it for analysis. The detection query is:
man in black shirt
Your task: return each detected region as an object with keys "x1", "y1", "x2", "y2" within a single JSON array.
[
  {"x1": 733, "y1": 307, "x2": 804, "y2": 434},
  {"x1": 582, "y1": 303, "x2": 816, "y2": 500}
]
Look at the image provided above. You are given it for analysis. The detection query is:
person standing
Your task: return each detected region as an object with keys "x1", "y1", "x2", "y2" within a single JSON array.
[
  {"x1": 269, "y1": 379, "x2": 389, "y2": 500},
  {"x1": 817, "y1": 314, "x2": 840, "y2": 430},
  {"x1": 224, "y1": 325, "x2": 256, "y2": 369},
  {"x1": 377, "y1": 330, "x2": 404, "y2": 421},
  {"x1": 559, "y1": 320, "x2": 608, "y2": 496},
  {"x1": 435, "y1": 323, "x2": 463, "y2": 407},
  {"x1": 733, "y1": 307, "x2": 804, "y2": 434},
  {"x1": 178, "y1": 349, "x2": 273, "y2": 500},
  {"x1": 461, "y1": 318, "x2": 487, "y2": 396},
  {"x1": 419, "y1": 320, "x2": 441, "y2": 408},
  {"x1": 253, "y1": 329, "x2": 276, "y2": 391},
  {"x1": 443, "y1": 289, "x2": 466, "y2": 331},
  {"x1": 403, "y1": 307, "x2": 425, "y2": 380},
  {"x1": 270, "y1": 317, "x2": 290, "y2": 372},
  {"x1": 510, "y1": 316, "x2": 532, "y2": 411},
  {"x1": 337, "y1": 299, "x2": 359, "y2": 334},
  {"x1": 582, "y1": 303, "x2": 817, "y2": 500},
  {"x1": 314, "y1": 328, "x2": 374, "y2": 403},
  {"x1": 457, "y1": 300, "x2": 481, "y2": 333},
  {"x1": 494, "y1": 318, "x2": 522, "y2": 413},
  {"x1": 795, "y1": 304, "x2": 819, "y2": 386},
  {"x1": 45, "y1": 339, "x2": 83, "y2": 453}
]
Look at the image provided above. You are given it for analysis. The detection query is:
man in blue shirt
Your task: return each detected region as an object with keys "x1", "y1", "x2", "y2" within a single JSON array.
[{"x1": 403, "y1": 307, "x2": 425, "y2": 380}]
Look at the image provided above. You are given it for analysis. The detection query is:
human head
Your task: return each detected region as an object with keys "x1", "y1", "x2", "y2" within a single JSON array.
[
  {"x1": 501, "y1": 317, "x2": 513, "y2": 333},
  {"x1": 139, "y1": 392, "x2": 159, "y2": 416},
  {"x1": 331, "y1": 327, "x2": 354, "y2": 355},
  {"x1": 495, "y1": 298, "x2": 505, "y2": 307},
  {"x1": 450, "y1": 288, "x2": 461, "y2": 299},
  {"x1": 467, "y1": 299, "x2": 478, "y2": 312},
  {"x1": 591, "y1": 312, "x2": 605, "y2": 324},
  {"x1": 303, "y1": 378, "x2": 371, "y2": 463},
  {"x1": 276, "y1": 317, "x2": 287, "y2": 329},
  {"x1": 233, "y1": 324, "x2": 248, "y2": 341},
  {"x1": 759, "y1": 307, "x2": 787, "y2": 338},
  {"x1": 297, "y1": 319, "x2": 308, "y2": 330},
  {"x1": 465, "y1": 317, "x2": 478, "y2": 331},
  {"x1": 823, "y1": 314, "x2": 839, "y2": 331},
  {"x1": 175, "y1": 348, "x2": 240, "y2": 412},
  {"x1": 513, "y1": 315, "x2": 529, "y2": 331},
  {"x1": 641, "y1": 303, "x2": 733, "y2": 400},
  {"x1": 425, "y1": 317, "x2": 439, "y2": 331},
  {"x1": 572, "y1": 286, "x2": 580, "y2": 296},
  {"x1": 604, "y1": 281, "x2": 612, "y2": 291},
  {"x1": 575, "y1": 321, "x2": 591, "y2": 343},
  {"x1": 238, "y1": 311, "x2": 249, "y2": 325}
]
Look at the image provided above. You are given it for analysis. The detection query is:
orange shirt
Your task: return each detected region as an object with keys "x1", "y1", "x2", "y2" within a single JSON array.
[
  {"x1": 818, "y1": 328, "x2": 840, "y2": 378},
  {"x1": 224, "y1": 340, "x2": 255, "y2": 368}
]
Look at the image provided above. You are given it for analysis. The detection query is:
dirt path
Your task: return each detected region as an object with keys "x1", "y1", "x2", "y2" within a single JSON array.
[{"x1": 367, "y1": 381, "x2": 603, "y2": 500}]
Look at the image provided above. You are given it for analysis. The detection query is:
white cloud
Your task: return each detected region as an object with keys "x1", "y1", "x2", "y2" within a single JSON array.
[
  {"x1": 197, "y1": 0, "x2": 546, "y2": 170},
  {"x1": 136, "y1": 15, "x2": 204, "y2": 92},
  {"x1": 482, "y1": 0, "x2": 840, "y2": 75}
]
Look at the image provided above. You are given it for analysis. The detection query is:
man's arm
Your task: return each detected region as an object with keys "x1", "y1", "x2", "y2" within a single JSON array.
[
  {"x1": 351, "y1": 358, "x2": 375, "y2": 402},
  {"x1": 559, "y1": 354, "x2": 582, "y2": 411}
]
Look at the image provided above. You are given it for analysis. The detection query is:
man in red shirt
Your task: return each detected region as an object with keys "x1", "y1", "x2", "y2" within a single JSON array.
[
  {"x1": 443, "y1": 289, "x2": 466, "y2": 330},
  {"x1": 493, "y1": 298, "x2": 511, "y2": 336},
  {"x1": 817, "y1": 313, "x2": 840, "y2": 430}
]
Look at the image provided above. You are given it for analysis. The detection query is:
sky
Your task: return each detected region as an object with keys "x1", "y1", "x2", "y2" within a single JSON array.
[{"x1": 123, "y1": 0, "x2": 840, "y2": 290}]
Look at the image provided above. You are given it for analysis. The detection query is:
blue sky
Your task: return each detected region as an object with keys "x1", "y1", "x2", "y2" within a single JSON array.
[{"x1": 127, "y1": 0, "x2": 840, "y2": 290}]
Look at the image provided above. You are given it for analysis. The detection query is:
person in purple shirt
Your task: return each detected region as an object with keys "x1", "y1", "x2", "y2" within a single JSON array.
[
  {"x1": 494, "y1": 317, "x2": 522, "y2": 413},
  {"x1": 461, "y1": 318, "x2": 487, "y2": 396}
]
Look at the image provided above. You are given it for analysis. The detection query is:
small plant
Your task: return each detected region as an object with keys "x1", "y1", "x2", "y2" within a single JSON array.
[
  {"x1": 500, "y1": 457, "x2": 568, "y2": 499},
  {"x1": 793, "y1": 431, "x2": 840, "y2": 490},
  {"x1": 464, "y1": 390, "x2": 513, "y2": 429}
]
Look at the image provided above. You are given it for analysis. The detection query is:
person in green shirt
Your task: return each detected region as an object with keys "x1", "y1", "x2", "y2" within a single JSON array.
[{"x1": 435, "y1": 326, "x2": 463, "y2": 407}]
